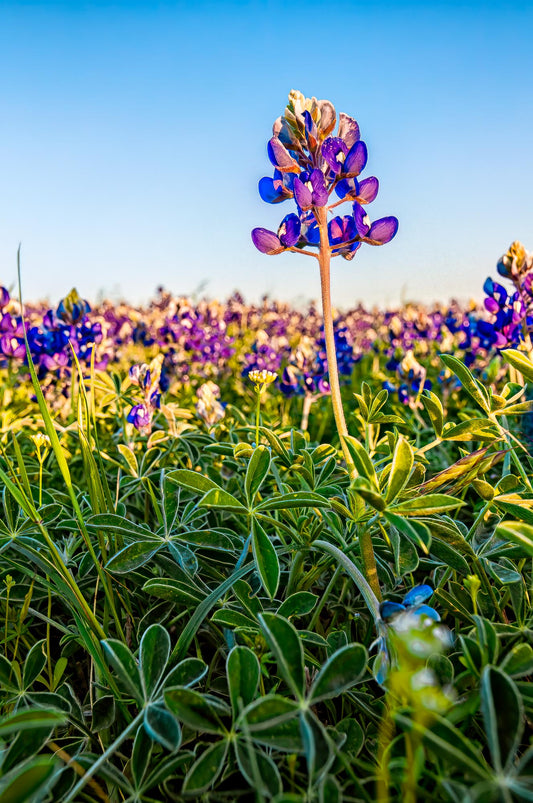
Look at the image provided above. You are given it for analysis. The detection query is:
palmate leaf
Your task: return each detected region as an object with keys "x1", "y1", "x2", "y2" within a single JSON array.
[
  {"x1": 234, "y1": 740, "x2": 282, "y2": 798},
  {"x1": 496, "y1": 521, "x2": 533, "y2": 557},
  {"x1": 239, "y1": 695, "x2": 302, "y2": 752},
  {"x1": 385, "y1": 436, "x2": 414, "y2": 503},
  {"x1": 415, "y1": 447, "x2": 500, "y2": 493},
  {"x1": 227, "y1": 646, "x2": 260, "y2": 715},
  {"x1": 106, "y1": 541, "x2": 162, "y2": 573},
  {"x1": 308, "y1": 643, "x2": 367, "y2": 703},
  {"x1": 164, "y1": 687, "x2": 230, "y2": 733},
  {"x1": 182, "y1": 740, "x2": 228, "y2": 795},
  {"x1": 144, "y1": 703, "x2": 182, "y2": 752},
  {"x1": 139, "y1": 624, "x2": 171, "y2": 699},
  {"x1": 259, "y1": 613, "x2": 305, "y2": 700},
  {"x1": 390, "y1": 494, "x2": 465, "y2": 516}
]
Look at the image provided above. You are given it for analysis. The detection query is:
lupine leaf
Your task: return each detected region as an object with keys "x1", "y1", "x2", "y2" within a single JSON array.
[
  {"x1": 481, "y1": 665, "x2": 524, "y2": 772},
  {"x1": 259, "y1": 613, "x2": 305, "y2": 700}
]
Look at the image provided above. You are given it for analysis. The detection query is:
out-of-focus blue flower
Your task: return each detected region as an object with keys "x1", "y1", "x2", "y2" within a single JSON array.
[
  {"x1": 56, "y1": 288, "x2": 91, "y2": 325},
  {"x1": 0, "y1": 287, "x2": 10, "y2": 309},
  {"x1": 127, "y1": 403, "x2": 152, "y2": 433},
  {"x1": 380, "y1": 584, "x2": 440, "y2": 624},
  {"x1": 373, "y1": 584, "x2": 443, "y2": 685}
]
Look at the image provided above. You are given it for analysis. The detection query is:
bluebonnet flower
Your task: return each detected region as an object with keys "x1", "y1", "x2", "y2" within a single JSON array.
[
  {"x1": 127, "y1": 355, "x2": 164, "y2": 435},
  {"x1": 373, "y1": 584, "x2": 444, "y2": 685},
  {"x1": 380, "y1": 584, "x2": 440, "y2": 624},
  {"x1": 252, "y1": 90, "x2": 399, "y2": 261}
]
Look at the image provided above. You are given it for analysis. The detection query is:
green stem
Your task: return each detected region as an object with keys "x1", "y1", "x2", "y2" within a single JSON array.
[
  {"x1": 308, "y1": 565, "x2": 342, "y2": 631},
  {"x1": 255, "y1": 389, "x2": 261, "y2": 447},
  {"x1": 312, "y1": 539, "x2": 381, "y2": 622},
  {"x1": 473, "y1": 556, "x2": 506, "y2": 623},
  {"x1": 315, "y1": 207, "x2": 356, "y2": 477},
  {"x1": 359, "y1": 527, "x2": 382, "y2": 602},
  {"x1": 286, "y1": 550, "x2": 305, "y2": 597},
  {"x1": 63, "y1": 711, "x2": 143, "y2": 802}
]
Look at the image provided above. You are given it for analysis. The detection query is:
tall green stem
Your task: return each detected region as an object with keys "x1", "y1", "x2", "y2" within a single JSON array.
[
  {"x1": 316, "y1": 207, "x2": 355, "y2": 477},
  {"x1": 316, "y1": 207, "x2": 381, "y2": 599},
  {"x1": 255, "y1": 389, "x2": 261, "y2": 447}
]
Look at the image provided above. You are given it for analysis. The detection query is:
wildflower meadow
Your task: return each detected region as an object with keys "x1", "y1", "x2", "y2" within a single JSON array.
[{"x1": 2, "y1": 91, "x2": 533, "y2": 803}]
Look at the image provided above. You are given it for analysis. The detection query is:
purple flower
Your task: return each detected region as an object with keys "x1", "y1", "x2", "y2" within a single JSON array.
[
  {"x1": 322, "y1": 138, "x2": 368, "y2": 178},
  {"x1": 277, "y1": 214, "x2": 301, "y2": 247},
  {"x1": 0, "y1": 287, "x2": 10, "y2": 309},
  {"x1": 251, "y1": 214, "x2": 301, "y2": 254},
  {"x1": 328, "y1": 215, "x2": 362, "y2": 260},
  {"x1": 353, "y1": 203, "x2": 399, "y2": 245},
  {"x1": 0, "y1": 335, "x2": 25, "y2": 359},
  {"x1": 293, "y1": 169, "x2": 329, "y2": 210},
  {"x1": 322, "y1": 137, "x2": 348, "y2": 175},
  {"x1": 251, "y1": 228, "x2": 285, "y2": 255},
  {"x1": 127, "y1": 403, "x2": 153, "y2": 434}
]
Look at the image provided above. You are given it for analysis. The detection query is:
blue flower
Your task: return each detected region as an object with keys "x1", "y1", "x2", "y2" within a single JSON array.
[
  {"x1": 380, "y1": 584, "x2": 440, "y2": 624},
  {"x1": 373, "y1": 584, "x2": 441, "y2": 685}
]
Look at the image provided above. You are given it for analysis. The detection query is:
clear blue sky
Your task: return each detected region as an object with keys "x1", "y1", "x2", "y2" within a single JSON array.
[{"x1": 0, "y1": 0, "x2": 532, "y2": 308}]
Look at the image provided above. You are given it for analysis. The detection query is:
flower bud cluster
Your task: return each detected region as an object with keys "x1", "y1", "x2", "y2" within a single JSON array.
[{"x1": 126, "y1": 354, "x2": 163, "y2": 435}]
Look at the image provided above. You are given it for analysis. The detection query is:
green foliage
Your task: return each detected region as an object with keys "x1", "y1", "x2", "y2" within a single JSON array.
[{"x1": 2, "y1": 343, "x2": 533, "y2": 802}]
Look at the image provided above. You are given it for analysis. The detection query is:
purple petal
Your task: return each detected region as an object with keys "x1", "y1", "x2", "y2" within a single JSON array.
[
  {"x1": 357, "y1": 176, "x2": 379, "y2": 204},
  {"x1": 484, "y1": 298, "x2": 499, "y2": 314},
  {"x1": 278, "y1": 213, "x2": 301, "y2": 247},
  {"x1": 344, "y1": 140, "x2": 368, "y2": 177},
  {"x1": 329, "y1": 217, "x2": 344, "y2": 242},
  {"x1": 353, "y1": 203, "x2": 371, "y2": 236},
  {"x1": 251, "y1": 228, "x2": 284, "y2": 255},
  {"x1": 337, "y1": 113, "x2": 360, "y2": 149},
  {"x1": 293, "y1": 175, "x2": 313, "y2": 210},
  {"x1": 341, "y1": 241, "x2": 362, "y2": 260},
  {"x1": 365, "y1": 216, "x2": 399, "y2": 245},
  {"x1": 322, "y1": 137, "x2": 348, "y2": 174},
  {"x1": 309, "y1": 169, "x2": 329, "y2": 206}
]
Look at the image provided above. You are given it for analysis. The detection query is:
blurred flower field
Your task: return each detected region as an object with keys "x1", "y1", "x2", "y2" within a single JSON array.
[{"x1": 2, "y1": 91, "x2": 533, "y2": 803}]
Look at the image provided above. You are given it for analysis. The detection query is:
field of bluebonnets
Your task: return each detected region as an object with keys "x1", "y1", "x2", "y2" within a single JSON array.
[{"x1": 2, "y1": 91, "x2": 533, "y2": 803}]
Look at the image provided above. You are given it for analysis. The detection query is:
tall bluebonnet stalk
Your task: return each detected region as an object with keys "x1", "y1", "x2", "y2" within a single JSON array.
[
  {"x1": 252, "y1": 91, "x2": 398, "y2": 597},
  {"x1": 251, "y1": 91, "x2": 398, "y2": 469}
]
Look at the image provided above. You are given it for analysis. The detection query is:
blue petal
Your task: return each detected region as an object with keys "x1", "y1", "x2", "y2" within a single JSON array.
[
  {"x1": 380, "y1": 601, "x2": 406, "y2": 621},
  {"x1": 258, "y1": 177, "x2": 282, "y2": 203},
  {"x1": 403, "y1": 584, "x2": 433, "y2": 607},
  {"x1": 413, "y1": 605, "x2": 441, "y2": 622}
]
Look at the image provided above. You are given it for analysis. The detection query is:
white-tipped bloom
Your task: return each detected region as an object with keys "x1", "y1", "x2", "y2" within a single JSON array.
[{"x1": 248, "y1": 369, "x2": 277, "y2": 388}]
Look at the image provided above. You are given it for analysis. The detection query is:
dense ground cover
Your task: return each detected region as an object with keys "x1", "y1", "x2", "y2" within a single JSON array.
[
  {"x1": 2, "y1": 89, "x2": 533, "y2": 802},
  {"x1": 1, "y1": 273, "x2": 533, "y2": 802}
]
